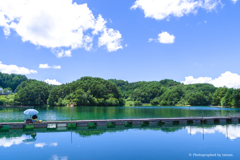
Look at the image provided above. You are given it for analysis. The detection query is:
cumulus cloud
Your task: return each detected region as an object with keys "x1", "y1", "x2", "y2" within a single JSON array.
[
  {"x1": 0, "y1": 0, "x2": 122, "y2": 57},
  {"x1": 98, "y1": 28, "x2": 123, "y2": 52},
  {"x1": 131, "y1": 0, "x2": 222, "y2": 20},
  {"x1": 35, "y1": 143, "x2": 46, "y2": 148},
  {"x1": 39, "y1": 64, "x2": 50, "y2": 69},
  {"x1": 45, "y1": 79, "x2": 62, "y2": 85},
  {"x1": 39, "y1": 64, "x2": 61, "y2": 69},
  {"x1": 0, "y1": 61, "x2": 37, "y2": 74},
  {"x1": 182, "y1": 71, "x2": 240, "y2": 88},
  {"x1": 231, "y1": 0, "x2": 238, "y2": 3},
  {"x1": 158, "y1": 32, "x2": 175, "y2": 44},
  {"x1": 149, "y1": 32, "x2": 175, "y2": 44}
]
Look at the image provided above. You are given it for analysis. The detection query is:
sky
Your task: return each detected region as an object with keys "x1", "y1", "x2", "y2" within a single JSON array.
[{"x1": 0, "y1": 0, "x2": 240, "y2": 88}]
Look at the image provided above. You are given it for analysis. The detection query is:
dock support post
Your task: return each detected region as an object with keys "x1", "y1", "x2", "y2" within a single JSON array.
[
  {"x1": 232, "y1": 118, "x2": 238, "y2": 123},
  {"x1": 76, "y1": 122, "x2": 88, "y2": 127},
  {"x1": 148, "y1": 121, "x2": 159, "y2": 126},
  {"x1": 179, "y1": 120, "x2": 187, "y2": 124},
  {"x1": 9, "y1": 124, "x2": 24, "y2": 129},
  {"x1": 131, "y1": 121, "x2": 142, "y2": 125},
  {"x1": 34, "y1": 123, "x2": 47, "y2": 128},
  {"x1": 112, "y1": 121, "x2": 125, "y2": 126},
  {"x1": 219, "y1": 119, "x2": 226, "y2": 124},
  {"x1": 193, "y1": 120, "x2": 201, "y2": 124},
  {"x1": 205, "y1": 119, "x2": 214, "y2": 124},
  {"x1": 162, "y1": 121, "x2": 173, "y2": 125},
  {"x1": 94, "y1": 122, "x2": 107, "y2": 126}
]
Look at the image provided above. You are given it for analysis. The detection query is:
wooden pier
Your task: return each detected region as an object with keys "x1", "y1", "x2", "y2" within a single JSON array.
[{"x1": 0, "y1": 116, "x2": 240, "y2": 130}]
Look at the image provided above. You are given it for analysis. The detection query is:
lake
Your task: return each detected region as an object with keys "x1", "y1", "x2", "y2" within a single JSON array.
[
  {"x1": 0, "y1": 123, "x2": 239, "y2": 160},
  {"x1": 1, "y1": 106, "x2": 240, "y2": 159},
  {"x1": 0, "y1": 106, "x2": 240, "y2": 122}
]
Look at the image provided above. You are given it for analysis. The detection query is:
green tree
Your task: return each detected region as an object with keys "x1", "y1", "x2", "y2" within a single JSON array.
[{"x1": 212, "y1": 87, "x2": 228, "y2": 106}]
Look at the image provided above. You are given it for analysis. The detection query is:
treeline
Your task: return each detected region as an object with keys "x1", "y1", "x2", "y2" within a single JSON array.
[
  {"x1": 109, "y1": 79, "x2": 240, "y2": 107},
  {"x1": 0, "y1": 72, "x2": 27, "y2": 91},
  {"x1": 11, "y1": 77, "x2": 124, "y2": 106},
  {"x1": 47, "y1": 77, "x2": 125, "y2": 106},
  {"x1": 1, "y1": 71, "x2": 240, "y2": 107}
]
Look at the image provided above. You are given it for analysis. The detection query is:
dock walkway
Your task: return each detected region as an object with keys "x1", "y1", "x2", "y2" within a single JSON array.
[{"x1": 0, "y1": 116, "x2": 239, "y2": 130}]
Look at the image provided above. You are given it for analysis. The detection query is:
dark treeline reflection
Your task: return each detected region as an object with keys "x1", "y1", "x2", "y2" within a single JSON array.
[
  {"x1": 1, "y1": 124, "x2": 239, "y2": 139},
  {"x1": 0, "y1": 126, "x2": 184, "y2": 140}
]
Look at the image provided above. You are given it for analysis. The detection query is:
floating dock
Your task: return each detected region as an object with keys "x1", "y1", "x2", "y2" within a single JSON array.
[{"x1": 0, "y1": 117, "x2": 239, "y2": 130}]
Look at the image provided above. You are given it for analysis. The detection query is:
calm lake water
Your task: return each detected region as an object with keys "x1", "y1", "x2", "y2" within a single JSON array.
[
  {"x1": 1, "y1": 106, "x2": 240, "y2": 159},
  {"x1": 0, "y1": 106, "x2": 240, "y2": 122},
  {"x1": 0, "y1": 124, "x2": 239, "y2": 160}
]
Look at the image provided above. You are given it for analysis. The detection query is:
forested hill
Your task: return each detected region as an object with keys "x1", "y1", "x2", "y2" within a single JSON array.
[
  {"x1": 47, "y1": 77, "x2": 125, "y2": 106},
  {"x1": 109, "y1": 79, "x2": 240, "y2": 107},
  {"x1": 1, "y1": 72, "x2": 240, "y2": 107},
  {"x1": 0, "y1": 72, "x2": 27, "y2": 91},
  {"x1": 108, "y1": 79, "x2": 180, "y2": 103}
]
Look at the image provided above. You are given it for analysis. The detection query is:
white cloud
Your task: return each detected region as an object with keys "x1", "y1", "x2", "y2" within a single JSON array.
[
  {"x1": 149, "y1": 32, "x2": 175, "y2": 44},
  {"x1": 0, "y1": 0, "x2": 123, "y2": 57},
  {"x1": 51, "y1": 155, "x2": 68, "y2": 160},
  {"x1": 39, "y1": 64, "x2": 50, "y2": 69},
  {"x1": 49, "y1": 143, "x2": 58, "y2": 147},
  {"x1": 0, "y1": 137, "x2": 25, "y2": 148},
  {"x1": 52, "y1": 65, "x2": 61, "y2": 69},
  {"x1": 35, "y1": 143, "x2": 46, "y2": 148},
  {"x1": 45, "y1": 79, "x2": 62, "y2": 85},
  {"x1": 204, "y1": 20, "x2": 207, "y2": 23},
  {"x1": 148, "y1": 38, "x2": 155, "y2": 42},
  {"x1": 98, "y1": 28, "x2": 123, "y2": 52},
  {"x1": 92, "y1": 15, "x2": 107, "y2": 35},
  {"x1": 231, "y1": 0, "x2": 238, "y2": 4},
  {"x1": 158, "y1": 32, "x2": 175, "y2": 44},
  {"x1": 182, "y1": 71, "x2": 240, "y2": 88},
  {"x1": 0, "y1": 61, "x2": 37, "y2": 74},
  {"x1": 131, "y1": 0, "x2": 222, "y2": 20},
  {"x1": 39, "y1": 64, "x2": 61, "y2": 69}
]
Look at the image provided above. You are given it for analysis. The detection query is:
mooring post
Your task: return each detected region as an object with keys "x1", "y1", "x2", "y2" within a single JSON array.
[
  {"x1": 189, "y1": 106, "x2": 191, "y2": 117},
  {"x1": 225, "y1": 101, "x2": 227, "y2": 117},
  {"x1": 226, "y1": 124, "x2": 228, "y2": 139},
  {"x1": 203, "y1": 124, "x2": 204, "y2": 140},
  {"x1": 71, "y1": 101, "x2": 73, "y2": 121},
  {"x1": 201, "y1": 105, "x2": 203, "y2": 122}
]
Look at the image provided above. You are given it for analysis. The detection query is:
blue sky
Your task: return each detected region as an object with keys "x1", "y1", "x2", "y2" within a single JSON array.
[{"x1": 0, "y1": 0, "x2": 239, "y2": 87}]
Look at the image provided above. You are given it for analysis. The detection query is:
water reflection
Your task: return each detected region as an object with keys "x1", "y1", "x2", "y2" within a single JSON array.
[
  {"x1": 0, "y1": 136, "x2": 26, "y2": 147},
  {"x1": 187, "y1": 125, "x2": 240, "y2": 140},
  {"x1": 50, "y1": 155, "x2": 68, "y2": 160},
  {"x1": 1, "y1": 124, "x2": 240, "y2": 148}
]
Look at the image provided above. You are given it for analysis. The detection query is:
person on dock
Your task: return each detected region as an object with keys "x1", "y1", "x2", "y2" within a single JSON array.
[{"x1": 32, "y1": 114, "x2": 38, "y2": 123}]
